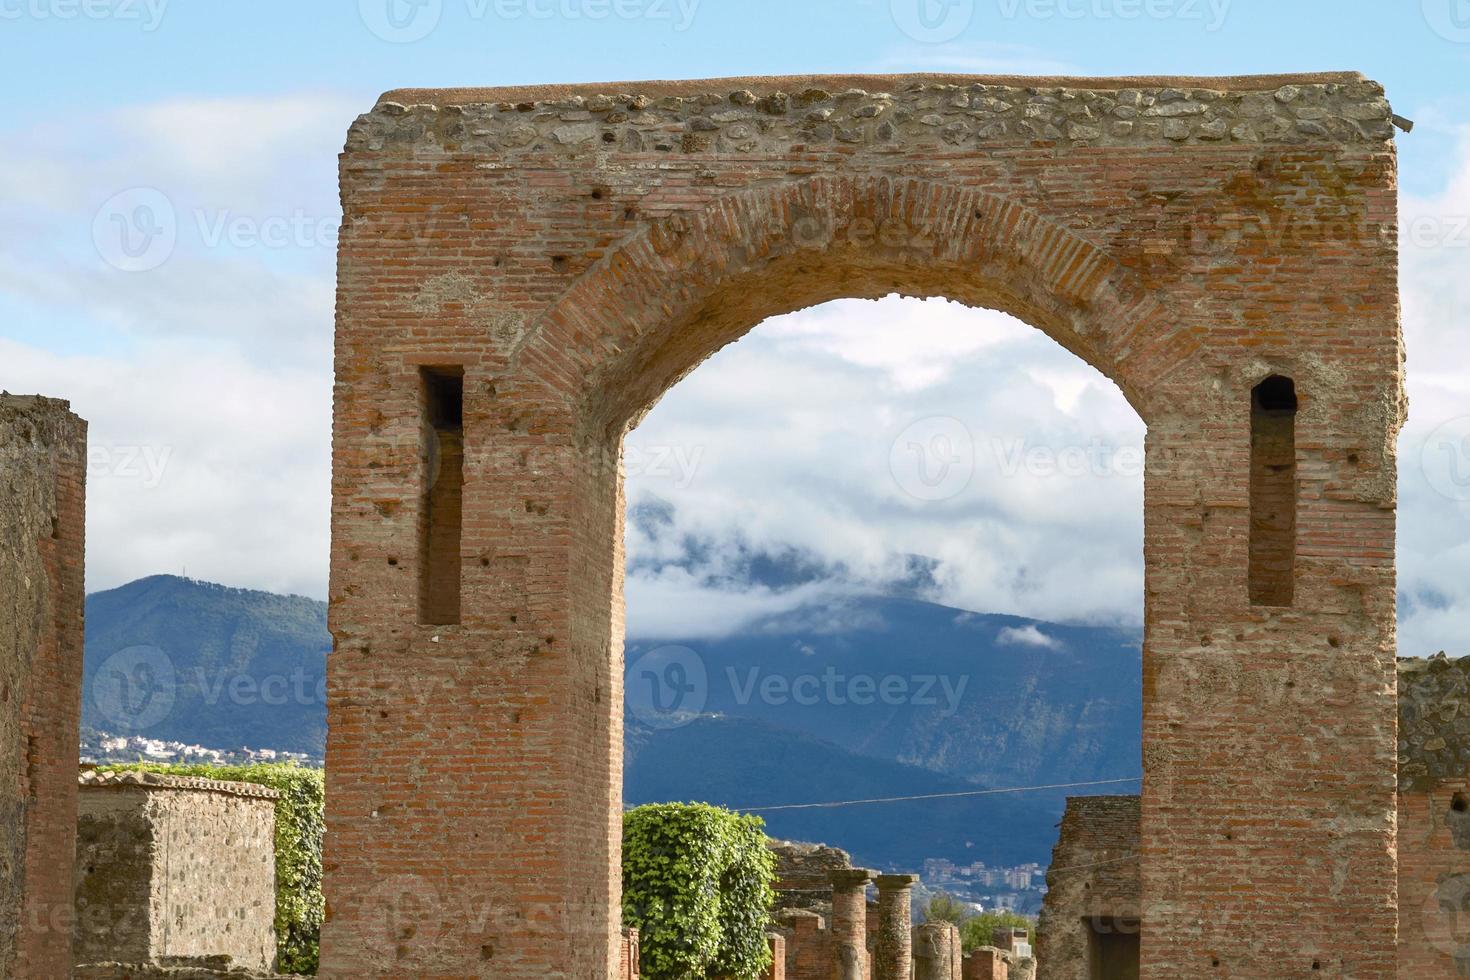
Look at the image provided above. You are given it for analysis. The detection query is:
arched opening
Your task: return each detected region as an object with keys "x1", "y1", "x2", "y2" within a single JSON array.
[{"x1": 621, "y1": 293, "x2": 1145, "y2": 973}]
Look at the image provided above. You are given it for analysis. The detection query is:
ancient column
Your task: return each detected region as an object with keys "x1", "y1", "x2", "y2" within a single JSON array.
[
  {"x1": 873, "y1": 874, "x2": 919, "y2": 980},
  {"x1": 912, "y1": 921, "x2": 955, "y2": 980},
  {"x1": 829, "y1": 868, "x2": 873, "y2": 979}
]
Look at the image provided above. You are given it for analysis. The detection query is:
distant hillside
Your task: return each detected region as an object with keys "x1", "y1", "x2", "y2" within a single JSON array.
[
  {"x1": 82, "y1": 575, "x2": 1142, "y2": 867},
  {"x1": 628, "y1": 597, "x2": 1143, "y2": 793},
  {"x1": 626, "y1": 715, "x2": 1067, "y2": 869},
  {"x1": 83, "y1": 576, "x2": 329, "y2": 755}
]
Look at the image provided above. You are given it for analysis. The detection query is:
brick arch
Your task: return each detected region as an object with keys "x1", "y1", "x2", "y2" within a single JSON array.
[
  {"x1": 327, "y1": 75, "x2": 1404, "y2": 980},
  {"x1": 522, "y1": 174, "x2": 1169, "y2": 436}
]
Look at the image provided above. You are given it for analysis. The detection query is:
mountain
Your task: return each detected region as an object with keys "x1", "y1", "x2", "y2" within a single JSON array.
[
  {"x1": 625, "y1": 714, "x2": 1066, "y2": 870},
  {"x1": 82, "y1": 575, "x2": 1143, "y2": 866},
  {"x1": 83, "y1": 576, "x2": 329, "y2": 755},
  {"x1": 627, "y1": 596, "x2": 1143, "y2": 793}
]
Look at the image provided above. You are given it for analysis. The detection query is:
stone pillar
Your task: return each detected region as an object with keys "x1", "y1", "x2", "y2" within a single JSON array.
[
  {"x1": 0, "y1": 396, "x2": 86, "y2": 979},
  {"x1": 762, "y1": 932, "x2": 785, "y2": 980},
  {"x1": 829, "y1": 868, "x2": 872, "y2": 979},
  {"x1": 873, "y1": 875, "x2": 918, "y2": 980},
  {"x1": 912, "y1": 921, "x2": 955, "y2": 980},
  {"x1": 619, "y1": 927, "x2": 639, "y2": 979},
  {"x1": 950, "y1": 923, "x2": 963, "y2": 980}
]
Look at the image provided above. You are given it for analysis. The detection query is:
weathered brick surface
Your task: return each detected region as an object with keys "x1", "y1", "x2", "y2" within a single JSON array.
[
  {"x1": 327, "y1": 72, "x2": 1404, "y2": 978},
  {"x1": 1037, "y1": 796, "x2": 1141, "y2": 980},
  {"x1": 1, "y1": 395, "x2": 86, "y2": 979},
  {"x1": 963, "y1": 948, "x2": 1009, "y2": 980}
]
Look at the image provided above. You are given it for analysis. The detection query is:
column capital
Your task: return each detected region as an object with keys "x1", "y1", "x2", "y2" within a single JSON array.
[
  {"x1": 830, "y1": 868, "x2": 876, "y2": 889},
  {"x1": 875, "y1": 874, "x2": 920, "y2": 890}
]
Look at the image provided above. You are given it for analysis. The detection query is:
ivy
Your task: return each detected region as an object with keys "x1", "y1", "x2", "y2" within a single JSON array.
[
  {"x1": 622, "y1": 802, "x2": 776, "y2": 980},
  {"x1": 98, "y1": 762, "x2": 325, "y2": 974}
]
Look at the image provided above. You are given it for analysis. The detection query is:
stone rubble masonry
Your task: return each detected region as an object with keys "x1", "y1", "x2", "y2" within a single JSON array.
[
  {"x1": 874, "y1": 875, "x2": 919, "y2": 980},
  {"x1": 73, "y1": 771, "x2": 280, "y2": 974},
  {"x1": 0, "y1": 395, "x2": 86, "y2": 979},
  {"x1": 1398, "y1": 655, "x2": 1470, "y2": 978},
  {"x1": 328, "y1": 71, "x2": 1404, "y2": 978},
  {"x1": 771, "y1": 840, "x2": 861, "y2": 915},
  {"x1": 1037, "y1": 796, "x2": 1142, "y2": 980},
  {"x1": 76, "y1": 961, "x2": 300, "y2": 980}
]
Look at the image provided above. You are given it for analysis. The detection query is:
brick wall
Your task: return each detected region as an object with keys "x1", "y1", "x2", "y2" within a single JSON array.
[
  {"x1": 0, "y1": 395, "x2": 86, "y2": 978},
  {"x1": 328, "y1": 71, "x2": 1404, "y2": 978},
  {"x1": 1037, "y1": 796, "x2": 1141, "y2": 980},
  {"x1": 73, "y1": 771, "x2": 280, "y2": 973}
]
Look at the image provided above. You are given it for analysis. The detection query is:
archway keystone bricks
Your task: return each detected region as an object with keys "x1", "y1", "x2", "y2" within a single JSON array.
[{"x1": 324, "y1": 73, "x2": 1405, "y2": 978}]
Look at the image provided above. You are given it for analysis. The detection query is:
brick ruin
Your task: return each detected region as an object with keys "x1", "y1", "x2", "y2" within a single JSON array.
[
  {"x1": 73, "y1": 770, "x2": 281, "y2": 974},
  {"x1": 1398, "y1": 654, "x2": 1470, "y2": 977},
  {"x1": 766, "y1": 839, "x2": 1032, "y2": 980},
  {"x1": 327, "y1": 70, "x2": 1404, "y2": 977},
  {"x1": 1036, "y1": 797, "x2": 1142, "y2": 980},
  {"x1": 1036, "y1": 655, "x2": 1470, "y2": 979},
  {"x1": 0, "y1": 395, "x2": 87, "y2": 978}
]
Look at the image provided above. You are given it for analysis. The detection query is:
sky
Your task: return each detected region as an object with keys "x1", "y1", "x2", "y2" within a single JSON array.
[{"x1": 2, "y1": 0, "x2": 1469, "y2": 655}]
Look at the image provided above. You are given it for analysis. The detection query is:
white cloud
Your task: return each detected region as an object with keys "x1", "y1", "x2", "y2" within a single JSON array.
[
  {"x1": 625, "y1": 295, "x2": 1147, "y2": 636},
  {"x1": 1, "y1": 337, "x2": 330, "y2": 600},
  {"x1": 996, "y1": 625, "x2": 1064, "y2": 650},
  {"x1": 1397, "y1": 130, "x2": 1470, "y2": 659}
]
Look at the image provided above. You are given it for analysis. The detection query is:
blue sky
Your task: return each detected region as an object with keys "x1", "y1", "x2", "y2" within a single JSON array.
[{"x1": 3, "y1": 0, "x2": 1470, "y2": 654}]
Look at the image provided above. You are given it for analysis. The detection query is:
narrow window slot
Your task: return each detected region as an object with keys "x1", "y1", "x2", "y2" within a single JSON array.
[
  {"x1": 1249, "y1": 375, "x2": 1298, "y2": 607},
  {"x1": 419, "y1": 368, "x2": 464, "y2": 625}
]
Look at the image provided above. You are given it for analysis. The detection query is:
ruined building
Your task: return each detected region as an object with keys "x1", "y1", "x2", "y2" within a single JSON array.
[
  {"x1": 326, "y1": 70, "x2": 1405, "y2": 978},
  {"x1": 1037, "y1": 655, "x2": 1470, "y2": 979},
  {"x1": 0, "y1": 395, "x2": 86, "y2": 979},
  {"x1": 72, "y1": 770, "x2": 281, "y2": 974}
]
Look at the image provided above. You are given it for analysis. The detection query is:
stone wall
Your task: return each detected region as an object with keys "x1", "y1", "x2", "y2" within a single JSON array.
[
  {"x1": 328, "y1": 71, "x2": 1404, "y2": 978},
  {"x1": 0, "y1": 395, "x2": 87, "y2": 978},
  {"x1": 1036, "y1": 797, "x2": 1141, "y2": 980},
  {"x1": 1399, "y1": 655, "x2": 1470, "y2": 977},
  {"x1": 74, "y1": 771, "x2": 280, "y2": 973}
]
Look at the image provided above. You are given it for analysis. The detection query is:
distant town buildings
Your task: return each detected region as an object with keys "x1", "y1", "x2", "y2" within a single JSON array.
[{"x1": 920, "y1": 858, "x2": 1047, "y2": 914}]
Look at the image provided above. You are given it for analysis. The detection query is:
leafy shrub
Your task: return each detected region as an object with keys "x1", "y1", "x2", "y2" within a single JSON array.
[
  {"x1": 98, "y1": 762, "x2": 325, "y2": 974},
  {"x1": 622, "y1": 802, "x2": 776, "y2": 980}
]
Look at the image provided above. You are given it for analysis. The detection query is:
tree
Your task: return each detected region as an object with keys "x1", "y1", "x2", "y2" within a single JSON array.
[
  {"x1": 920, "y1": 891, "x2": 972, "y2": 925},
  {"x1": 622, "y1": 802, "x2": 777, "y2": 980}
]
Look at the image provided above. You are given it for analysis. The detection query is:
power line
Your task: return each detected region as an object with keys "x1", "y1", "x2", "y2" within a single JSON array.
[{"x1": 740, "y1": 777, "x2": 1143, "y2": 813}]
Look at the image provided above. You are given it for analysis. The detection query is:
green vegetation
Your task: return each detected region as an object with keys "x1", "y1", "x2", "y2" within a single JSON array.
[
  {"x1": 622, "y1": 802, "x2": 777, "y2": 980},
  {"x1": 98, "y1": 761, "x2": 325, "y2": 974},
  {"x1": 959, "y1": 909, "x2": 1036, "y2": 953},
  {"x1": 919, "y1": 891, "x2": 972, "y2": 925}
]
